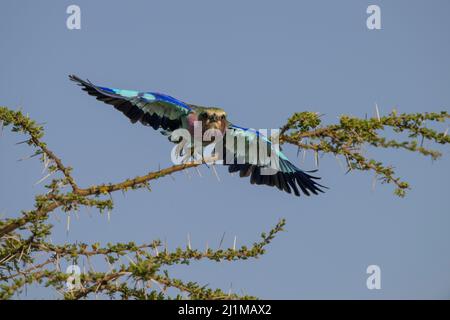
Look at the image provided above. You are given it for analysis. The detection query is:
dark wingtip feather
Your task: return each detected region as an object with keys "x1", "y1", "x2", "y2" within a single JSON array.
[
  {"x1": 69, "y1": 74, "x2": 89, "y2": 86},
  {"x1": 69, "y1": 75, "x2": 99, "y2": 96},
  {"x1": 68, "y1": 74, "x2": 79, "y2": 82},
  {"x1": 226, "y1": 161, "x2": 327, "y2": 197}
]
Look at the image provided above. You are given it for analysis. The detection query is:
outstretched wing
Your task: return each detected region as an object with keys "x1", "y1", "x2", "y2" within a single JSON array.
[
  {"x1": 223, "y1": 124, "x2": 326, "y2": 197},
  {"x1": 70, "y1": 75, "x2": 192, "y2": 132}
]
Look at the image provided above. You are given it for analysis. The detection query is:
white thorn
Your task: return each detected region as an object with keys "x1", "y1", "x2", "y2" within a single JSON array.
[
  {"x1": 195, "y1": 167, "x2": 202, "y2": 177},
  {"x1": 314, "y1": 150, "x2": 319, "y2": 168},
  {"x1": 17, "y1": 153, "x2": 39, "y2": 162},
  {"x1": 43, "y1": 156, "x2": 52, "y2": 175},
  {"x1": 15, "y1": 139, "x2": 31, "y2": 145},
  {"x1": 35, "y1": 171, "x2": 54, "y2": 185},
  {"x1": 375, "y1": 103, "x2": 381, "y2": 122},
  {"x1": 335, "y1": 154, "x2": 345, "y2": 172},
  {"x1": 211, "y1": 164, "x2": 221, "y2": 182},
  {"x1": 66, "y1": 213, "x2": 70, "y2": 236},
  {"x1": 372, "y1": 174, "x2": 377, "y2": 191},
  {"x1": 233, "y1": 236, "x2": 237, "y2": 251},
  {"x1": 444, "y1": 127, "x2": 448, "y2": 138},
  {"x1": 187, "y1": 233, "x2": 191, "y2": 250},
  {"x1": 55, "y1": 254, "x2": 61, "y2": 272},
  {"x1": 184, "y1": 168, "x2": 192, "y2": 180},
  {"x1": 219, "y1": 232, "x2": 226, "y2": 248}
]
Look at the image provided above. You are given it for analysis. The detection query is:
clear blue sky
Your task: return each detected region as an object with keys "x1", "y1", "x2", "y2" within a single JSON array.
[{"x1": 1, "y1": 0, "x2": 449, "y2": 299}]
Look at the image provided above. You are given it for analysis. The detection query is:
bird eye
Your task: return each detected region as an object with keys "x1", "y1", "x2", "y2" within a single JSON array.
[{"x1": 221, "y1": 115, "x2": 225, "y2": 119}]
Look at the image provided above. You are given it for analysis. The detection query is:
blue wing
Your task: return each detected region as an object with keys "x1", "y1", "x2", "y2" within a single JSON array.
[
  {"x1": 70, "y1": 75, "x2": 192, "y2": 132},
  {"x1": 224, "y1": 124, "x2": 325, "y2": 196}
]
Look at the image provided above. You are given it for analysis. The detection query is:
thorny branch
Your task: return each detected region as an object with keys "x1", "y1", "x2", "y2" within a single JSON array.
[
  {"x1": 0, "y1": 106, "x2": 284, "y2": 299},
  {"x1": 0, "y1": 105, "x2": 449, "y2": 299},
  {"x1": 279, "y1": 110, "x2": 449, "y2": 196}
]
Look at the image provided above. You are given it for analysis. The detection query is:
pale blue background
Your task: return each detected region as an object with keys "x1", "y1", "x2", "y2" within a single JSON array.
[{"x1": 1, "y1": 0, "x2": 449, "y2": 299}]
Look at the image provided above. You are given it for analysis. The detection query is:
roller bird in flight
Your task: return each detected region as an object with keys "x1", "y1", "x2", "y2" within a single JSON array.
[{"x1": 70, "y1": 75, "x2": 325, "y2": 197}]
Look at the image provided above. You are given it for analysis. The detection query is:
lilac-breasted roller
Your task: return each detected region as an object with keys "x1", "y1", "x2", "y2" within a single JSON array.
[{"x1": 70, "y1": 75, "x2": 325, "y2": 197}]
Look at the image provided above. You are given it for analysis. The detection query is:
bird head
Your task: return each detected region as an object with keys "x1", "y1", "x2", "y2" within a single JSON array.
[{"x1": 198, "y1": 108, "x2": 228, "y2": 132}]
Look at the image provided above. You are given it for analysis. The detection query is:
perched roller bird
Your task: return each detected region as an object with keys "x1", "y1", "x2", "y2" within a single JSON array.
[{"x1": 70, "y1": 75, "x2": 325, "y2": 197}]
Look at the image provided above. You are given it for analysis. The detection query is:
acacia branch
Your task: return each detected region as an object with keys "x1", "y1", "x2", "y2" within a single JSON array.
[
  {"x1": 0, "y1": 107, "x2": 78, "y2": 191},
  {"x1": 279, "y1": 110, "x2": 449, "y2": 196},
  {"x1": 75, "y1": 161, "x2": 204, "y2": 196},
  {"x1": 1, "y1": 104, "x2": 449, "y2": 299}
]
